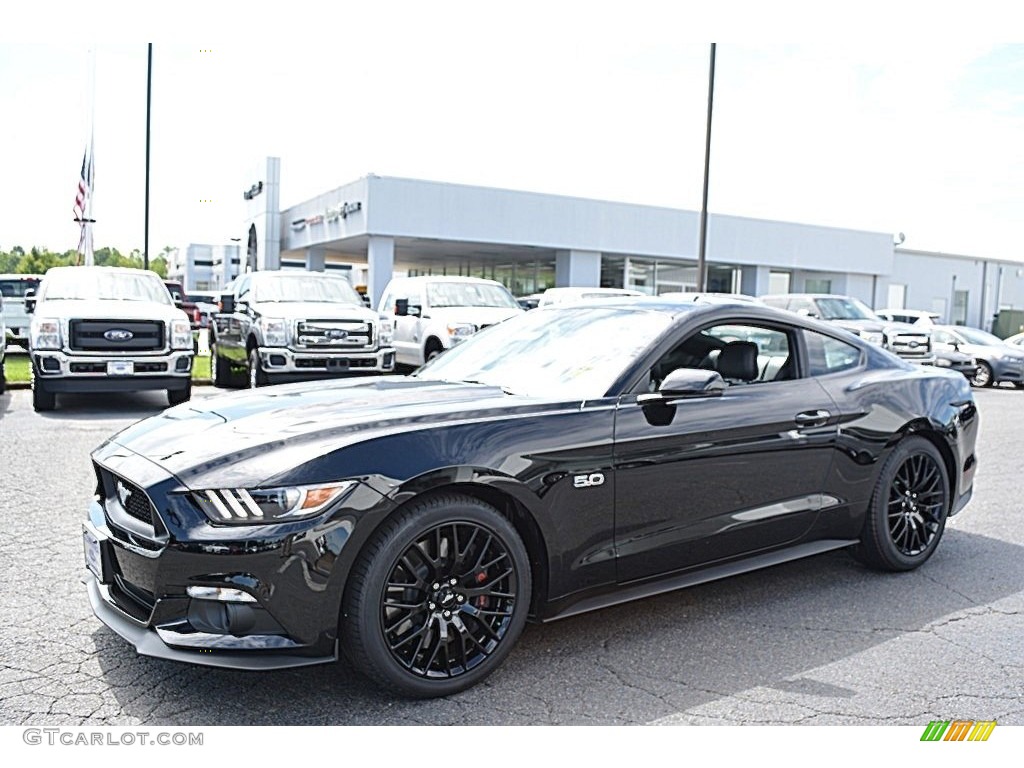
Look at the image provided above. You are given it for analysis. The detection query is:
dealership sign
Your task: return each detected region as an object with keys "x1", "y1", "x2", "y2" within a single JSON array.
[
  {"x1": 291, "y1": 201, "x2": 363, "y2": 230},
  {"x1": 243, "y1": 181, "x2": 264, "y2": 200}
]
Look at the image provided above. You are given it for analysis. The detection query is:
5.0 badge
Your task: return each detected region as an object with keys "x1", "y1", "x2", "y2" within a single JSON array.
[{"x1": 573, "y1": 473, "x2": 605, "y2": 488}]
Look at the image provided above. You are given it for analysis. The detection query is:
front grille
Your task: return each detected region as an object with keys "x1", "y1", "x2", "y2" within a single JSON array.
[
  {"x1": 888, "y1": 333, "x2": 931, "y2": 359},
  {"x1": 295, "y1": 319, "x2": 373, "y2": 350},
  {"x1": 70, "y1": 319, "x2": 164, "y2": 352},
  {"x1": 96, "y1": 465, "x2": 156, "y2": 527}
]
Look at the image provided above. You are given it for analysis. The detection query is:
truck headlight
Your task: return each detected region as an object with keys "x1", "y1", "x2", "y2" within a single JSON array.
[
  {"x1": 170, "y1": 318, "x2": 192, "y2": 350},
  {"x1": 193, "y1": 481, "x2": 357, "y2": 525},
  {"x1": 447, "y1": 323, "x2": 476, "y2": 341},
  {"x1": 861, "y1": 331, "x2": 884, "y2": 346},
  {"x1": 377, "y1": 316, "x2": 394, "y2": 346},
  {"x1": 259, "y1": 317, "x2": 288, "y2": 347},
  {"x1": 30, "y1": 317, "x2": 61, "y2": 350}
]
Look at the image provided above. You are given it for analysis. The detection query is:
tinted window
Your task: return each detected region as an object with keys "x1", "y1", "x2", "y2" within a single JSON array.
[
  {"x1": 644, "y1": 322, "x2": 795, "y2": 390},
  {"x1": 805, "y1": 331, "x2": 862, "y2": 375}
]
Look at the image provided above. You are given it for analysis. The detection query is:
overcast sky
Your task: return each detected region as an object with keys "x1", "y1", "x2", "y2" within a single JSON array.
[{"x1": 2, "y1": 3, "x2": 1023, "y2": 263}]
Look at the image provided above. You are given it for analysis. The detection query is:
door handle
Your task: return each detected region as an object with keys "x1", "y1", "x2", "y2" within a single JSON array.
[{"x1": 794, "y1": 409, "x2": 831, "y2": 427}]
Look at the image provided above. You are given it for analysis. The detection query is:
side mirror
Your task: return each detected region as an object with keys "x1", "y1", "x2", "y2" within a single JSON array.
[
  {"x1": 395, "y1": 298, "x2": 409, "y2": 317},
  {"x1": 220, "y1": 294, "x2": 235, "y2": 314},
  {"x1": 637, "y1": 368, "x2": 726, "y2": 406},
  {"x1": 24, "y1": 288, "x2": 36, "y2": 314}
]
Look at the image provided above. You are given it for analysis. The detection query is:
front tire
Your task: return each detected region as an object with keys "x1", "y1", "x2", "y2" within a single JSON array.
[
  {"x1": 248, "y1": 348, "x2": 269, "y2": 388},
  {"x1": 851, "y1": 436, "x2": 950, "y2": 572},
  {"x1": 971, "y1": 361, "x2": 993, "y2": 388},
  {"x1": 32, "y1": 376, "x2": 55, "y2": 412},
  {"x1": 167, "y1": 381, "x2": 192, "y2": 407},
  {"x1": 341, "y1": 493, "x2": 531, "y2": 697}
]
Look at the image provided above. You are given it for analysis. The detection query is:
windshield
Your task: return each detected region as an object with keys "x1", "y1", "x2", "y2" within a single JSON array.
[
  {"x1": 426, "y1": 282, "x2": 519, "y2": 309},
  {"x1": 955, "y1": 327, "x2": 1006, "y2": 346},
  {"x1": 415, "y1": 305, "x2": 675, "y2": 398},
  {"x1": 40, "y1": 270, "x2": 171, "y2": 303},
  {"x1": 815, "y1": 297, "x2": 877, "y2": 321},
  {"x1": 0, "y1": 278, "x2": 42, "y2": 299},
  {"x1": 253, "y1": 274, "x2": 364, "y2": 305}
]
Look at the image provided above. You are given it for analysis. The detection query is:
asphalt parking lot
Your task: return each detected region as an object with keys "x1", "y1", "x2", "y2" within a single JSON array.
[{"x1": 0, "y1": 383, "x2": 1022, "y2": 726}]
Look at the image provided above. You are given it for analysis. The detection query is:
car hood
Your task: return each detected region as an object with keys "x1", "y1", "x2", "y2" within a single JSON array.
[
  {"x1": 425, "y1": 306, "x2": 523, "y2": 326},
  {"x1": 251, "y1": 301, "x2": 377, "y2": 320},
  {"x1": 36, "y1": 299, "x2": 186, "y2": 323},
  {"x1": 103, "y1": 376, "x2": 561, "y2": 489}
]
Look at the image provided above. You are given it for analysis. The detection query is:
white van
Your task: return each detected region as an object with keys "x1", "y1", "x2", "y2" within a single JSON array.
[{"x1": 378, "y1": 276, "x2": 524, "y2": 367}]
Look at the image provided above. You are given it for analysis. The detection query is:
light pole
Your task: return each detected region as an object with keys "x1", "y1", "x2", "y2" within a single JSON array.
[
  {"x1": 696, "y1": 43, "x2": 716, "y2": 292},
  {"x1": 144, "y1": 43, "x2": 152, "y2": 270}
]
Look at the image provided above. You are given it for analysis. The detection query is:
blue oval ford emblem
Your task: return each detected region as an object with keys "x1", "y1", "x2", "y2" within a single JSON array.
[{"x1": 104, "y1": 329, "x2": 134, "y2": 342}]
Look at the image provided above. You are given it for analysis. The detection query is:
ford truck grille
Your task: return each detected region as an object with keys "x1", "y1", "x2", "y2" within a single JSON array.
[
  {"x1": 70, "y1": 319, "x2": 164, "y2": 352},
  {"x1": 888, "y1": 332, "x2": 931, "y2": 360},
  {"x1": 295, "y1": 320, "x2": 373, "y2": 350}
]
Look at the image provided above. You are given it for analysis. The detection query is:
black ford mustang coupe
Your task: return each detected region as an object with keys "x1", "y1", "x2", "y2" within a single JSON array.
[{"x1": 83, "y1": 299, "x2": 978, "y2": 697}]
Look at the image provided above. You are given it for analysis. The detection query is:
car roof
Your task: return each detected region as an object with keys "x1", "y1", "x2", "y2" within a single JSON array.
[{"x1": 44, "y1": 265, "x2": 161, "y2": 278}]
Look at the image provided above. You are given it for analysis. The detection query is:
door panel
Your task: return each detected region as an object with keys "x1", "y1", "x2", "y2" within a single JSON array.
[{"x1": 613, "y1": 377, "x2": 839, "y2": 583}]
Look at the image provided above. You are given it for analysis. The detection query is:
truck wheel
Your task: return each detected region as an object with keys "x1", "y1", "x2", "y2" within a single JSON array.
[
  {"x1": 212, "y1": 341, "x2": 233, "y2": 388},
  {"x1": 32, "y1": 377, "x2": 56, "y2": 412},
  {"x1": 249, "y1": 348, "x2": 269, "y2": 388},
  {"x1": 0, "y1": 363, "x2": 6, "y2": 395},
  {"x1": 167, "y1": 381, "x2": 192, "y2": 407}
]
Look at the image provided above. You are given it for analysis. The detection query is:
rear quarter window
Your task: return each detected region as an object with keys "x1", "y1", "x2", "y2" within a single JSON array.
[{"x1": 804, "y1": 330, "x2": 862, "y2": 375}]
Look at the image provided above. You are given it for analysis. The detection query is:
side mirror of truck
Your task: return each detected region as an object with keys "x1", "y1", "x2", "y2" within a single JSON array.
[{"x1": 24, "y1": 288, "x2": 36, "y2": 314}]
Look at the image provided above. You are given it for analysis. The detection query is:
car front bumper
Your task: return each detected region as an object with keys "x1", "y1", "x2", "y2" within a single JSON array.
[
  {"x1": 256, "y1": 346, "x2": 396, "y2": 379},
  {"x1": 989, "y1": 357, "x2": 1024, "y2": 383},
  {"x1": 83, "y1": 447, "x2": 394, "y2": 670},
  {"x1": 32, "y1": 350, "x2": 193, "y2": 392}
]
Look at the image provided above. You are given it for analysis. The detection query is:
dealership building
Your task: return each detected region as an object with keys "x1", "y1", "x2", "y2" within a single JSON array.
[{"x1": 168, "y1": 156, "x2": 1024, "y2": 332}]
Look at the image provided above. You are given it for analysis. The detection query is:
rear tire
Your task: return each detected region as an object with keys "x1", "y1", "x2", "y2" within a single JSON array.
[
  {"x1": 341, "y1": 493, "x2": 531, "y2": 698},
  {"x1": 851, "y1": 436, "x2": 950, "y2": 572},
  {"x1": 211, "y1": 341, "x2": 233, "y2": 388}
]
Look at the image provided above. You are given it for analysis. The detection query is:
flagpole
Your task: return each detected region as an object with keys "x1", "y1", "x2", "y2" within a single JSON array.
[
  {"x1": 144, "y1": 43, "x2": 152, "y2": 271},
  {"x1": 84, "y1": 47, "x2": 96, "y2": 266}
]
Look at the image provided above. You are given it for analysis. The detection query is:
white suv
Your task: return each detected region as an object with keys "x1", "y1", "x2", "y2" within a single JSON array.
[{"x1": 378, "y1": 276, "x2": 524, "y2": 367}]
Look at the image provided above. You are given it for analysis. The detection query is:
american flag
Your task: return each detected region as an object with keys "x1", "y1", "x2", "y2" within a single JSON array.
[
  {"x1": 74, "y1": 139, "x2": 95, "y2": 264},
  {"x1": 73, "y1": 142, "x2": 94, "y2": 222}
]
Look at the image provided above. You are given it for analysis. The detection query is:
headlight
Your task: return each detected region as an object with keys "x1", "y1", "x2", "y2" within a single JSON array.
[
  {"x1": 861, "y1": 331, "x2": 884, "y2": 346},
  {"x1": 935, "y1": 357, "x2": 953, "y2": 368},
  {"x1": 170, "y1": 318, "x2": 192, "y2": 350},
  {"x1": 194, "y1": 481, "x2": 357, "y2": 525},
  {"x1": 259, "y1": 317, "x2": 288, "y2": 347},
  {"x1": 378, "y1": 316, "x2": 394, "y2": 346},
  {"x1": 447, "y1": 323, "x2": 476, "y2": 340},
  {"x1": 30, "y1": 317, "x2": 61, "y2": 350}
]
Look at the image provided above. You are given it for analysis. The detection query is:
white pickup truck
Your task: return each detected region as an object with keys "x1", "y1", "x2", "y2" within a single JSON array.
[{"x1": 27, "y1": 266, "x2": 194, "y2": 411}]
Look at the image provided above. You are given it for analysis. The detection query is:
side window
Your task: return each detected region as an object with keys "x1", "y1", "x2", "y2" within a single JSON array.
[
  {"x1": 236, "y1": 275, "x2": 251, "y2": 301},
  {"x1": 804, "y1": 331, "x2": 862, "y2": 376},
  {"x1": 644, "y1": 322, "x2": 795, "y2": 391}
]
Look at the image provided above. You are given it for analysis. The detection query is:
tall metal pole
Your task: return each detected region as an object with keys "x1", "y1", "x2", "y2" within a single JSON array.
[
  {"x1": 696, "y1": 43, "x2": 716, "y2": 292},
  {"x1": 144, "y1": 43, "x2": 152, "y2": 270}
]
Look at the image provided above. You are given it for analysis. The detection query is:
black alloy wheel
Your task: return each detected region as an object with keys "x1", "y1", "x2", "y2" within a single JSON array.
[
  {"x1": 342, "y1": 493, "x2": 530, "y2": 697},
  {"x1": 852, "y1": 436, "x2": 950, "y2": 572}
]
